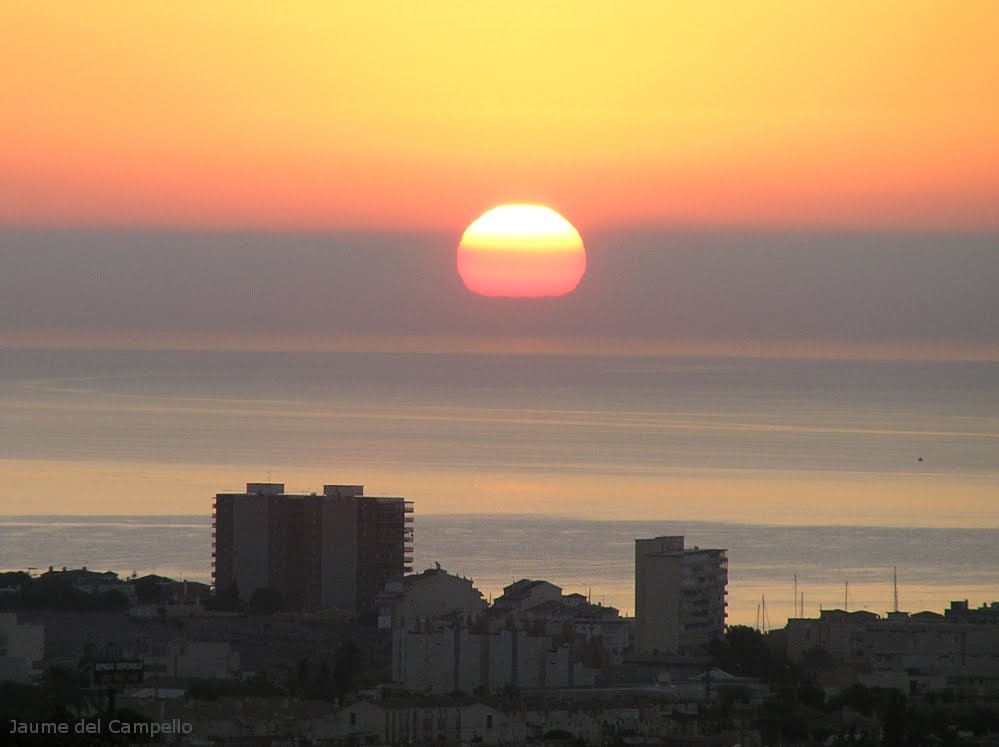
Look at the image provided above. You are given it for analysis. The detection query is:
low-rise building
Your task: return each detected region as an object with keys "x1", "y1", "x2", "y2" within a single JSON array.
[
  {"x1": 785, "y1": 605, "x2": 999, "y2": 697},
  {"x1": 786, "y1": 608, "x2": 880, "y2": 664},
  {"x1": 139, "y1": 639, "x2": 241, "y2": 681},
  {"x1": 945, "y1": 599, "x2": 999, "y2": 625},
  {"x1": 39, "y1": 566, "x2": 138, "y2": 604},
  {"x1": 394, "y1": 619, "x2": 596, "y2": 694},
  {"x1": 0, "y1": 612, "x2": 45, "y2": 683},
  {"x1": 378, "y1": 565, "x2": 487, "y2": 629},
  {"x1": 311, "y1": 697, "x2": 524, "y2": 745},
  {"x1": 391, "y1": 573, "x2": 630, "y2": 694},
  {"x1": 493, "y1": 579, "x2": 564, "y2": 615}
]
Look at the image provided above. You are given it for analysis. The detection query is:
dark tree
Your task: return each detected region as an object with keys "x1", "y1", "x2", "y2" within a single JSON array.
[
  {"x1": 332, "y1": 642, "x2": 360, "y2": 700},
  {"x1": 205, "y1": 580, "x2": 244, "y2": 612},
  {"x1": 248, "y1": 587, "x2": 285, "y2": 613},
  {"x1": 708, "y1": 625, "x2": 795, "y2": 683}
]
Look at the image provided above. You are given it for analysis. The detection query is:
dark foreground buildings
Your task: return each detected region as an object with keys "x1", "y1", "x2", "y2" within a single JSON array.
[{"x1": 212, "y1": 482, "x2": 413, "y2": 614}]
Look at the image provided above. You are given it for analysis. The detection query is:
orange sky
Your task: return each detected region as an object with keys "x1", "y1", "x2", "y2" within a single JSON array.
[{"x1": 2, "y1": 2, "x2": 998, "y2": 231}]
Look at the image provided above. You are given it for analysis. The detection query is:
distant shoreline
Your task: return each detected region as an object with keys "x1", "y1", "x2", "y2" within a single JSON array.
[
  {"x1": 4, "y1": 515, "x2": 997, "y2": 623},
  {"x1": 2, "y1": 513, "x2": 998, "y2": 531}
]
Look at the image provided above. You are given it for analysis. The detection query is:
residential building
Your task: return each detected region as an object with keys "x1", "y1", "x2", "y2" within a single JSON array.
[
  {"x1": 635, "y1": 536, "x2": 728, "y2": 656},
  {"x1": 378, "y1": 565, "x2": 488, "y2": 629},
  {"x1": 394, "y1": 619, "x2": 597, "y2": 694},
  {"x1": 493, "y1": 579, "x2": 563, "y2": 614},
  {"x1": 785, "y1": 606, "x2": 999, "y2": 697},
  {"x1": 212, "y1": 482, "x2": 413, "y2": 614},
  {"x1": 315, "y1": 698, "x2": 523, "y2": 746},
  {"x1": 142, "y1": 640, "x2": 241, "y2": 681},
  {"x1": 945, "y1": 599, "x2": 999, "y2": 624},
  {"x1": 39, "y1": 566, "x2": 138, "y2": 604},
  {"x1": 390, "y1": 575, "x2": 629, "y2": 693},
  {"x1": 117, "y1": 691, "x2": 763, "y2": 745},
  {"x1": 785, "y1": 608, "x2": 879, "y2": 663}
]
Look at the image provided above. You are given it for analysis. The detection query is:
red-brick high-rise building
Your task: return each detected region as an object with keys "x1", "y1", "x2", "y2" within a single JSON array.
[{"x1": 212, "y1": 482, "x2": 413, "y2": 614}]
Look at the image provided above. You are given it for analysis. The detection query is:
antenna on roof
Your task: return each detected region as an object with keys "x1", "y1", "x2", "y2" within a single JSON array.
[
  {"x1": 793, "y1": 573, "x2": 798, "y2": 619},
  {"x1": 893, "y1": 566, "x2": 899, "y2": 613}
]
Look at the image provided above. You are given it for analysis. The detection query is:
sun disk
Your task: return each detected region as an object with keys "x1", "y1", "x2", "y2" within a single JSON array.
[{"x1": 457, "y1": 204, "x2": 586, "y2": 298}]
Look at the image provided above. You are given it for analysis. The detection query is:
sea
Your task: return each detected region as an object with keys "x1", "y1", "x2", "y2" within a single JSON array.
[{"x1": 0, "y1": 347, "x2": 996, "y2": 626}]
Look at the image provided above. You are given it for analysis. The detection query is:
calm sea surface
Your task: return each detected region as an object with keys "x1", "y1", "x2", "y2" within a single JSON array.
[
  {"x1": 0, "y1": 514, "x2": 996, "y2": 627},
  {"x1": 0, "y1": 348, "x2": 996, "y2": 625}
]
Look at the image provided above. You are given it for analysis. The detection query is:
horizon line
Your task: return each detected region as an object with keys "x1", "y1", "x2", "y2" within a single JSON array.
[
  {"x1": 1, "y1": 511, "x2": 997, "y2": 531},
  {"x1": 2, "y1": 334, "x2": 996, "y2": 362}
]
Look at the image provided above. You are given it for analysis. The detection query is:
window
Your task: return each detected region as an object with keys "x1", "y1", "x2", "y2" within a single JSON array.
[
  {"x1": 486, "y1": 715, "x2": 493, "y2": 729},
  {"x1": 350, "y1": 712, "x2": 356, "y2": 726}
]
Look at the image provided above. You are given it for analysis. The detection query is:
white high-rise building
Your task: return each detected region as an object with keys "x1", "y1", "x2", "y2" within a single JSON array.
[{"x1": 634, "y1": 536, "x2": 727, "y2": 656}]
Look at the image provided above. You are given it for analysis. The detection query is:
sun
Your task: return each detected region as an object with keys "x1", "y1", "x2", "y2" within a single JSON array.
[{"x1": 457, "y1": 204, "x2": 586, "y2": 298}]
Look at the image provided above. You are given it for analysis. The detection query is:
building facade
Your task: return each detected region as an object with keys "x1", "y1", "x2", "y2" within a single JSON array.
[
  {"x1": 393, "y1": 620, "x2": 597, "y2": 694},
  {"x1": 389, "y1": 574, "x2": 627, "y2": 693},
  {"x1": 378, "y1": 566, "x2": 488, "y2": 630},
  {"x1": 142, "y1": 640, "x2": 241, "y2": 680},
  {"x1": 945, "y1": 599, "x2": 999, "y2": 624},
  {"x1": 635, "y1": 536, "x2": 727, "y2": 656},
  {"x1": 493, "y1": 579, "x2": 564, "y2": 615},
  {"x1": 212, "y1": 482, "x2": 413, "y2": 614},
  {"x1": 785, "y1": 605, "x2": 999, "y2": 697},
  {"x1": 0, "y1": 613, "x2": 44, "y2": 684}
]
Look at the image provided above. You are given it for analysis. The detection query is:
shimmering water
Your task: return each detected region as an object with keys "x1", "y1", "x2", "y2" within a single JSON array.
[
  {"x1": 1, "y1": 514, "x2": 996, "y2": 626},
  {"x1": 0, "y1": 349, "x2": 995, "y2": 523},
  {"x1": 0, "y1": 348, "x2": 996, "y2": 625}
]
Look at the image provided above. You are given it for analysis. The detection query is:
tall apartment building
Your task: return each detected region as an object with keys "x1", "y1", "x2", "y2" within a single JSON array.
[
  {"x1": 634, "y1": 536, "x2": 727, "y2": 656},
  {"x1": 212, "y1": 482, "x2": 413, "y2": 615}
]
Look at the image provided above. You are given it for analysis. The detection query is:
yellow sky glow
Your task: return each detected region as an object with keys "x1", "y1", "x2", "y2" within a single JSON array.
[{"x1": 1, "y1": 2, "x2": 998, "y2": 230}]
